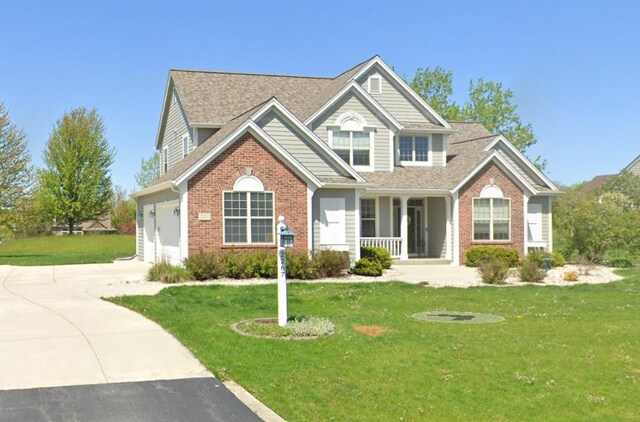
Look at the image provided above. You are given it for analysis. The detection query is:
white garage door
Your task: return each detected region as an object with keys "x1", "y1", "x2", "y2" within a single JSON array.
[
  {"x1": 143, "y1": 204, "x2": 155, "y2": 263},
  {"x1": 156, "y1": 201, "x2": 181, "y2": 265}
]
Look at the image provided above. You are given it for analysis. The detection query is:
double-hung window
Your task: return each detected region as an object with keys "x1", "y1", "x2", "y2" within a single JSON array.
[
  {"x1": 473, "y1": 198, "x2": 511, "y2": 241},
  {"x1": 360, "y1": 198, "x2": 376, "y2": 237},
  {"x1": 332, "y1": 131, "x2": 371, "y2": 167},
  {"x1": 399, "y1": 136, "x2": 429, "y2": 163},
  {"x1": 223, "y1": 191, "x2": 274, "y2": 244}
]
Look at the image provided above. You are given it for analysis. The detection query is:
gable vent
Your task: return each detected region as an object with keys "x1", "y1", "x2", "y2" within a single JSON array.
[{"x1": 368, "y1": 75, "x2": 382, "y2": 94}]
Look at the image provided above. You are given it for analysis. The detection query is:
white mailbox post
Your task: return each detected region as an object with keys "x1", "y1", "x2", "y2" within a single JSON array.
[{"x1": 277, "y1": 216, "x2": 295, "y2": 327}]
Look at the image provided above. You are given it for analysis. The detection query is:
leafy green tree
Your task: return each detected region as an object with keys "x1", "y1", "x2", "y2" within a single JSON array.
[
  {"x1": 110, "y1": 185, "x2": 136, "y2": 233},
  {"x1": 600, "y1": 171, "x2": 640, "y2": 208},
  {"x1": 135, "y1": 152, "x2": 159, "y2": 189},
  {"x1": 409, "y1": 67, "x2": 462, "y2": 120},
  {"x1": 409, "y1": 69, "x2": 545, "y2": 169},
  {"x1": 39, "y1": 107, "x2": 115, "y2": 234},
  {"x1": 0, "y1": 102, "x2": 32, "y2": 211}
]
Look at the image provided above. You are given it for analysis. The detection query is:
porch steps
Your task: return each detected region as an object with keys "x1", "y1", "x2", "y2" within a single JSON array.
[{"x1": 393, "y1": 258, "x2": 452, "y2": 266}]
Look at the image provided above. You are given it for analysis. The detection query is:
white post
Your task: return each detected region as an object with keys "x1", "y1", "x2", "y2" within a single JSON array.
[
  {"x1": 277, "y1": 215, "x2": 287, "y2": 327},
  {"x1": 400, "y1": 196, "x2": 409, "y2": 260}
]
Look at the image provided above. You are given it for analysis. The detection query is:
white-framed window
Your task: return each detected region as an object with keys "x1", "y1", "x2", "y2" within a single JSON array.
[
  {"x1": 223, "y1": 176, "x2": 274, "y2": 244},
  {"x1": 473, "y1": 198, "x2": 511, "y2": 241},
  {"x1": 360, "y1": 198, "x2": 376, "y2": 238},
  {"x1": 368, "y1": 74, "x2": 382, "y2": 94},
  {"x1": 333, "y1": 130, "x2": 371, "y2": 167},
  {"x1": 329, "y1": 112, "x2": 374, "y2": 171},
  {"x1": 162, "y1": 147, "x2": 168, "y2": 174},
  {"x1": 182, "y1": 134, "x2": 190, "y2": 157},
  {"x1": 399, "y1": 135, "x2": 430, "y2": 163}
]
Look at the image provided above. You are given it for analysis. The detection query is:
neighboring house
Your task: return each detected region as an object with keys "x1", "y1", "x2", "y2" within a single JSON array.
[
  {"x1": 133, "y1": 56, "x2": 561, "y2": 266},
  {"x1": 582, "y1": 153, "x2": 640, "y2": 194},
  {"x1": 52, "y1": 217, "x2": 117, "y2": 235}
]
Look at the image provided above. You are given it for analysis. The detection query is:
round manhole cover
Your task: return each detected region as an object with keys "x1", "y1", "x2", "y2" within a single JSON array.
[{"x1": 412, "y1": 311, "x2": 505, "y2": 324}]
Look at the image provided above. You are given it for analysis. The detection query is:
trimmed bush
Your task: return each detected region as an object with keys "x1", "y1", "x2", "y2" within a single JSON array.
[
  {"x1": 184, "y1": 251, "x2": 223, "y2": 280},
  {"x1": 518, "y1": 257, "x2": 545, "y2": 283},
  {"x1": 465, "y1": 246, "x2": 519, "y2": 268},
  {"x1": 314, "y1": 250, "x2": 349, "y2": 278},
  {"x1": 360, "y1": 246, "x2": 393, "y2": 269},
  {"x1": 286, "y1": 251, "x2": 315, "y2": 280},
  {"x1": 353, "y1": 258, "x2": 383, "y2": 277},
  {"x1": 147, "y1": 261, "x2": 190, "y2": 283},
  {"x1": 477, "y1": 258, "x2": 509, "y2": 284},
  {"x1": 526, "y1": 251, "x2": 565, "y2": 268}
]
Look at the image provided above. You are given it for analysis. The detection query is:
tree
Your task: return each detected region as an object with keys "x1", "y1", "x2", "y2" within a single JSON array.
[
  {"x1": 409, "y1": 68, "x2": 546, "y2": 169},
  {"x1": 0, "y1": 102, "x2": 32, "y2": 211},
  {"x1": 135, "y1": 152, "x2": 159, "y2": 189},
  {"x1": 110, "y1": 185, "x2": 136, "y2": 233},
  {"x1": 39, "y1": 107, "x2": 115, "y2": 234},
  {"x1": 409, "y1": 67, "x2": 462, "y2": 121},
  {"x1": 600, "y1": 171, "x2": 640, "y2": 208}
]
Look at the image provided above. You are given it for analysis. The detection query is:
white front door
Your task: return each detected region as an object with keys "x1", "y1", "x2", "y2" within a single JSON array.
[{"x1": 143, "y1": 204, "x2": 155, "y2": 263}]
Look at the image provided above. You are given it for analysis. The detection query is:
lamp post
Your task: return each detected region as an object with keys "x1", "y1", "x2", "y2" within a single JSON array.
[{"x1": 277, "y1": 215, "x2": 295, "y2": 327}]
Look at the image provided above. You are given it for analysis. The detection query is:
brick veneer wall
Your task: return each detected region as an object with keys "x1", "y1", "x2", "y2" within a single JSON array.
[
  {"x1": 187, "y1": 133, "x2": 308, "y2": 255},
  {"x1": 458, "y1": 161, "x2": 524, "y2": 264}
]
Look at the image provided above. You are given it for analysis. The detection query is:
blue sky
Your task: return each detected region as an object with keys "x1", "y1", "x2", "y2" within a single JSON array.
[{"x1": 1, "y1": 0, "x2": 639, "y2": 192}]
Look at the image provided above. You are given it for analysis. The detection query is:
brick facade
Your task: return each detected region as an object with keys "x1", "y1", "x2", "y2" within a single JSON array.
[
  {"x1": 458, "y1": 161, "x2": 524, "y2": 264},
  {"x1": 187, "y1": 133, "x2": 308, "y2": 255}
]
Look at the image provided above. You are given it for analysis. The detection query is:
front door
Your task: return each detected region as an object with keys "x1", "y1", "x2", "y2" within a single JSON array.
[{"x1": 408, "y1": 206, "x2": 424, "y2": 257}]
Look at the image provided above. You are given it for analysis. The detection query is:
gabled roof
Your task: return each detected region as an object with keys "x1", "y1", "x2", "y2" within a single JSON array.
[{"x1": 623, "y1": 153, "x2": 640, "y2": 174}]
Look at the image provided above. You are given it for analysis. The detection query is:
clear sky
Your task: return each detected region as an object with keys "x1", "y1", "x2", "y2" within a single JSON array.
[{"x1": 1, "y1": 0, "x2": 639, "y2": 192}]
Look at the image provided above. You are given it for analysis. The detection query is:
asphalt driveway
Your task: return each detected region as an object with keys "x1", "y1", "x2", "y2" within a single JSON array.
[{"x1": 0, "y1": 261, "x2": 210, "y2": 390}]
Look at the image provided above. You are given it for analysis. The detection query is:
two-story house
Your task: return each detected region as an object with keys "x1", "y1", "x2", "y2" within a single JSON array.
[{"x1": 133, "y1": 56, "x2": 561, "y2": 266}]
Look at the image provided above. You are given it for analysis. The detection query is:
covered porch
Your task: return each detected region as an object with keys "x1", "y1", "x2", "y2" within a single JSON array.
[{"x1": 359, "y1": 195, "x2": 453, "y2": 261}]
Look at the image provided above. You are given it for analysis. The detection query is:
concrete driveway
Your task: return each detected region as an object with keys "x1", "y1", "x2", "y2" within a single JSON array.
[{"x1": 0, "y1": 261, "x2": 211, "y2": 390}]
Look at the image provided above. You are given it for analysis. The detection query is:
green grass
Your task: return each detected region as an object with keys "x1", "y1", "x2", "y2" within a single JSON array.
[
  {"x1": 0, "y1": 235, "x2": 135, "y2": 265},
  {"x1": 110, "y1": 270, "x2": 640, "y2": 421}
]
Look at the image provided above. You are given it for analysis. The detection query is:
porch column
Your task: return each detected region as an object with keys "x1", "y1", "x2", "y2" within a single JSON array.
[
  {"x1": 445, "y1": 196, "x2": 452, "y2": 260},
  {"x1": 400, "y1": 196, "x2": 409, "y2": 260}
]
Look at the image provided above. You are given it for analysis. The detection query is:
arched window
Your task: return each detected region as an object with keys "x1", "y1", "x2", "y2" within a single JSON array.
[
  {"x1": 473, "y1": 184, "x2": 511, "y2": 241},
  {"x1": 329, "y1": 112, "x2": 373, "y2": 170},
  {"x1": 223, "y1": 175, "x2": 274, "y2": 244}
]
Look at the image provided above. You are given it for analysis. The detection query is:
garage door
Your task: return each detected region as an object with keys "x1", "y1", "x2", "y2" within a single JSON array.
[
  {"x1": 156, "y1": 201, "x2": 181, "y2": 265},
  {"x1": 143, "y1": 204, "x2": 155, "y2": 263}
]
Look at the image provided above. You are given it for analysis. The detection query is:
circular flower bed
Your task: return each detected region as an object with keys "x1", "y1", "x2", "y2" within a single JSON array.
[{"x1": 231, "y1": 316, "x2": 335, "y2": 340}]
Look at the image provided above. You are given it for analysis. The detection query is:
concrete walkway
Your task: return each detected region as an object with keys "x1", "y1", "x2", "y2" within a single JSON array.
[{"x1": 0, "y1": 261, "x2": 210, "y2": 391}]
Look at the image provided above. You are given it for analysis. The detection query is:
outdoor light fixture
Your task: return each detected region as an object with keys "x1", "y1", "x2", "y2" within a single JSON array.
[
  {"x1": 148, "y1": 210, "x2": 155, "y2": 218},
  {"x1": 138, "y1": 211, "x2": 143, "y2": 218},
  {"x1": 279, "y1": 226, "x2": 295, "y2": 249},
  {"x1": 173, "y1": 207, "x2": 180, "y2": 216}
]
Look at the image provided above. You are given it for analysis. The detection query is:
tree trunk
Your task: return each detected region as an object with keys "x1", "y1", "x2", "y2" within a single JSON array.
[{"x1": 68, "y1": 219, "x2": 75, "y2": 235}]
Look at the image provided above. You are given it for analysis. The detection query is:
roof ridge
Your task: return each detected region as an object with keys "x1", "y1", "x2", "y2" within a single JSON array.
[
  {"x1": 331, "y1": 55, "x2": 377, "y2": 80},
  {"x1": 170, "y1": 68, "x2": 331, "y2": 80},
  {"x1": 448, "y1": 120, "x2": 484, "y2": 124},
  {"x1": 449, "y1": 134, "x2": 498, "y2": 145}
]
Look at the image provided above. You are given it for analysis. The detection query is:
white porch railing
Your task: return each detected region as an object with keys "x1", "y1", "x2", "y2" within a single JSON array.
[{"x1": 360, "y1": 237, "x2": 402, "y2": 258}]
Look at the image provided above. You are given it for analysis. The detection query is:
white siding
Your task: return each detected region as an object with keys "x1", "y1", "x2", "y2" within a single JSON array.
[
  {"x1": 310, "y1": 92, "x2": 392, "y2": 172},
  {"x1": 258, "y1": 111, "x2": 348, "y2": 179},
  {"x1": 493, "y1": 143, "x2": 546, "y2": 188},
  {"x1": 432, "y1": 134, "x2": 445, "y2": 167},
  {"x1": 356, "y1": 67, "x2": 438, "y2": 125}
]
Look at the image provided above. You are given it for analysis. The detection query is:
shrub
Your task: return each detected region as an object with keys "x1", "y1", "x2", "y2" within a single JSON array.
[
  {"x1": 556, "y1": 246, "x2": 575, "y2": 263},
  {"x1": 147, "y1": 261, "x2": 190, "y2": 283},
  {"x1": 314, "y1": 250, "x2": 349, "y2": 278},
  {"x1": 518, "y1": 257, "x2": 545, "y2": 283},
  {"x1": 353, "y1": 258, "x2": 383, "y2": 277},
  {"x1": 525, "y1": 251, "x2": 565, "y2": 268},
  {"x1": 465, "y1": 246, "x2": 519, "y2": 267},
  {"x1": 184, "y1": 251, "x2": 223, "y2": 281},
  {"x1": 574, "y1": 254, "x2": 595, "y2": 276},
  {"x1": 477, "y1": 258, "x2": 509, "y2": 284},
  {"x1": 360, "y1": 246, "x2": 393, "y2": 269},
  {"x1": 606, "y1": 258, "x2": 633, "y2": 268},
  {"x1": 563, "y1": 270, "x2": 578, "y2": 282},
  {"x1": 286, "y1": 251, "x2": 315, "y2": 279}
]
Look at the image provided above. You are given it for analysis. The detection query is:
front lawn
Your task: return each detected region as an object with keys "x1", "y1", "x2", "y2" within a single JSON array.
[
  {"x1": 0, "y1": 235, "x2": 135, "y2": 265},
  {"x1": 110, "y1": 270, "x2": 640, "y2": 421}
]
